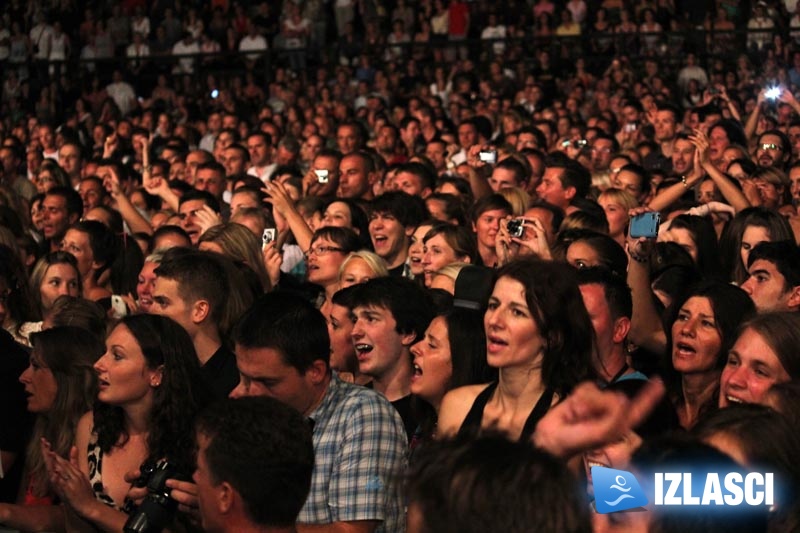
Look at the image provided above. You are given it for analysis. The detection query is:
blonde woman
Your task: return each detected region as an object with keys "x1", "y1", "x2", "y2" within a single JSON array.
[
  {"x1": 598, "y1": 187, "x2": 639, "y2": 247},
  {"x1": 497, "y1": 186, "x2": 531, "y2": 217},
  {"x1": 338, "y1": 250, "x2": 389, "y2": 289}
]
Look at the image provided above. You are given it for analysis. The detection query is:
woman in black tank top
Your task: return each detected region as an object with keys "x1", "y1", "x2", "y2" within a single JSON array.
[{"x1": 440, "y1": 258, "x2": 596, "y2": 442}]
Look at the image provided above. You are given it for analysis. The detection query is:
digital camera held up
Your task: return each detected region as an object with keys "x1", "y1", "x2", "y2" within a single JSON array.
[{"x1": 123, "y1": 460, "x2": 184, "y2": 533}]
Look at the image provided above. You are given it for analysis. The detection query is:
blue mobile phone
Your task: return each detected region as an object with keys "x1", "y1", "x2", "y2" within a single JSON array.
[{"x1": 629, "y1": 212, "x2": 660, "y2": 239}]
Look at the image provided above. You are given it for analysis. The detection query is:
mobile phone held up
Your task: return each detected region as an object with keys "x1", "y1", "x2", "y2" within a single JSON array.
[{"x1": 629, "y1": 212, "x2": 660, "y2": 239}]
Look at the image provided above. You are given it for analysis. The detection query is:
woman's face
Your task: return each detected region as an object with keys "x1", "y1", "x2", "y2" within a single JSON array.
[
  {"x1": 671, "y1": 296, "x2": 723, "y2": 375},
  {"x1": 566, "y1": 241, "x2": 602, "y2": 270},
  {"x1": 136, "y1": 261, "x2": 159, "y2": 313},
  {"x1": 484, "y1": 276, "x2": 545, "y2": 369},
  {"x1": 410, "y1": 316, "x2": 453, "y2": 409},
  {"x1": 327, "y1": 302, "x2": 356, "y2": 374},
  {"x1": 36, "y1": 169, "x2": 57, "y2": 193},
  {"x1": 740, "y1": 225, "x2": 770, "y2": 270},
  {"x1": 19, "y1": 348, "x2": 58, "y2": 413},
  {"x1": 719, "y1": 326, "x2": 790, "y2": 408},
  {"x1": 473, "y1": 208, "x2": 509, "y2": 252},
  {"x1": 340, "y1": 257, "x2": 377, "y2": 289},
  {"x1": 599, "y1": 195, "x2": 629, "y2": 238},
  {"x1": 321, "y1": 202, "x2": 353, "y2": 229},
  {"x1": 408, "y1": 224, "x2": 433, "y2": 277},
  {"x1": 40, "y1": 263, "x2": 80, "y2": 311},
  {"x1": 422, "y1": 233, "x2": 466, "y2": 287},
  {"x1": 659, "y1": 224, "x2": 698, "y2": 262},
  {"x1": 306, "y1": 236, "x2": 347, "y2": 287},
  {"x1": 61, "y1": 229, "x2": 95, "y2": 278},
  {"x1": 94, "y1": 324, "x2": 161, "y2": 407},
  {"x1": 708, "y1": 126, "x2": 730, "y2": 161},
  {"x1": 31, "y1": 199, "x2": 45, "y2": 231}
]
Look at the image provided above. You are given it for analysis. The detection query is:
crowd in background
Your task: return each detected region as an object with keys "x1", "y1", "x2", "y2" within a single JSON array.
[{"x1": 2, "y1": 0, "x2": 800, "y2": 532}]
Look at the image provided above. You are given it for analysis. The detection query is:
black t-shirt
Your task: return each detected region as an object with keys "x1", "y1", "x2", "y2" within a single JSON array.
[
  {"x1": 0, "y1": 330, "x2": 33, "y2": 503},
  {"x1": 201, "y1": 344, "x2": 240, "y2": 400},
  {"x1": 391, "y1": 395, "x2": 417, "y2": 443}
]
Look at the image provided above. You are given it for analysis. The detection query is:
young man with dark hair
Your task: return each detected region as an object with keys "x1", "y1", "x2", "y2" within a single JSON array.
[
  {"x1": 337, "y1": 151, "x2": 378, "y2": 200},
  {"x1": 488, "y1": 156, "x2": 530, "y2": 191},
  {"x1": 177, "y1": 190, "x2": 221, "y2": 245},
  {"x1": 535, "y1": 155, "x2": 591, "y2": 214},
  {"x1": 152, "y1": 250, "x2": 239, "y2": 398},
  {"x1": 228, "y1": 291, "x2": 407, "y2": 533},
  {"x1": 741, "y1": 240, "x2": 800, "y2": 313},
  {"x1": 42, "y1": 186, "x2": 82, "y2": 252},
  {"x1": 577, "y1": 268, "x2": 647, "y2": 385},
  {"x1": 393, "y1": 162, "x2": 435, "y2": 198},
  {"x1": 194, "y1": 396, "x2": 314, "y2": 533},
  {"x1": 368, "y1": 191, "x2": 427, "y2": 277},
  {"x1": 348, "y1": 277, "x2": 435, "y2": 439}
]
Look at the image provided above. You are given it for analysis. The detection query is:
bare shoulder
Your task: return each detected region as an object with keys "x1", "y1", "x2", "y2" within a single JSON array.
[{"x1": 437, "y1": 383, "x2": 492, "y2": 439}]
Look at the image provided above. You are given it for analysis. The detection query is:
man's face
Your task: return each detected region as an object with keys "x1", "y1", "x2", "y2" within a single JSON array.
[
  {"x1": 788, "y1": 125, "x2": 800, "y2": 159},
  {"x1": 376, "y1": 126, "x2": 398, "y2": 153},
  {"x1": 179, "y1": 199, "x2": 208, "y2": 244},
  {"x1": 740, "y1": 259, "x2": 799, "y2": 313},
  {"x1": 535, "y1": 167, "x2": 571, "y2": 209},
  {"x1": 39, "y1": 126, "x2": 55, "y2": 150},
  {"x1": 79, "y1": 180, "x2": 105, "y2": 214},
  {"x1": 207, "y1": 113, "x2": 222, "y2": 133},
  {"x1": 0, "y1": 148, "x2": 17, "y2": 176},
  {"x1": 654, "y1": 110, "x2": 677, "y2": 142},
  {"x1": 457, "y1": 124, "x2": 477, "y2": 150},
  {"x1": 401, "y1": 121, "x2": 421, "y2": 147},
  {"x1": 185, "y1": 151, "x2": 207, "y2": 184},
  {"x1": 579, "y1": 283, "x2": 621, "y2": 364},
  {"x1": 395, "y1": 171, "x2": 429, "y2": 197},
  {"x1": 790, "y1": 166, "x2": 800, "y2": 203},
  {"x1": 336, "y1": 125, "x2": 360, "y2": 155},
  {"x1": 516, "y1": 132, "x2": 539, "y2": 151},
  {"x1": 247, "y1": 136, "x2": 271, "y2": 167},
  {"x1": 41, "y1": 194, "x2": 75, "y2": 241},
  {"x1": 671, "y1": 139, "x2": 695, "y2": 175},
  {"x1": 337, "y1": 154, "x2": 371, "y2": 199},
  {"x1": 220, "y1": 148, "x2": 244, "y2": 177},
  {"x1": 195, "y1": 169, "x2": 225, "y2": 198},
  {"x1": 489, "y1": 167, "x2": 519, "y2": 191},
  {"x1": 424, "y1": 143, "x2": 447, "y2": 172},
  {"x1": 351, "y1": 305, "x2": 414, "y2": 379},
  {"x1": 27, "y1": 150, "x2": 43, "y2": 174},
  {"x1": 58, "y1": 144, "x2": 82, "y2": 177},
  {"x1": 230, "y1": 345, "x2": 318, "y2": 415},
  {"x1": 369, "y1": 211, "x2": 410, "y2": 266},
  {"x1": 193, "y1": 432, "x2": 223, "y2": 533},
  {"x1": 756, "y1": 134, "x2": 787, "y2": 168},
  {"x1": 151, "y1": 277, "x2": 196, "y2": 333},
  {"x1": 590, "y1": 139, "x2": 614, "y2": 172}
]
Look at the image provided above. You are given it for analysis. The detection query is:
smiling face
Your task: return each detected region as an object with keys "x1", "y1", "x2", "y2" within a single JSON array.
[
  {"x1": 369, "y1": 211, "x2": 410, "y2": 268},
  {"x1": 94, "y1": 324, "x2": 161, "y2": 407},
  {"x1": 19, "y1": 348, "x2": 58, "y2": 413},
  {"x1": 671, "y1": 296, "x2": 722, "y2": 375},
  {"x1": 136, "y1": 261, "x2": 159, "y2": 313},
  {"x1": 321, "y1": 201, "x2": 353, "y2": 229},
  {"x1": 472, "y1": 208, "x2": 509, "y2": 252},
  {"x1": 719, "y1": 327, "x2": 790, "y2": 408},
  {"x1": 409, "y1": 316, "x2": 452, "y2": 409},
  {"x1": 583, "y1": 431, "x2": 642, "y2": 496},
  {"x1": 484, "y1": 276, "x2": 545, "y2": 369}
]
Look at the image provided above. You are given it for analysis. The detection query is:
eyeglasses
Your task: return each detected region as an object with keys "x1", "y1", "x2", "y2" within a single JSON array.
[
  {"x1": 591, "y1": 147, "x2": 612, "y2": 154},
  {"x1": 759, "y1": 143, "x2": 782, "y2": 151},
  {"x1": 304, "y1": 246, "x2": 344, "y2": 260}
]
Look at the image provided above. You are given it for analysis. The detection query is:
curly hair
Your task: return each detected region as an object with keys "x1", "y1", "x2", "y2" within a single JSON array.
[{"x1": 93, "y1": 315, "x2": 210, "y2": 474}]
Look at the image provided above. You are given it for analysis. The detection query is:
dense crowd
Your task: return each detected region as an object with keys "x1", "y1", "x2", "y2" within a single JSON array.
[{"x1": 3, "y1": 0, "x2": 800, "y2": 532}]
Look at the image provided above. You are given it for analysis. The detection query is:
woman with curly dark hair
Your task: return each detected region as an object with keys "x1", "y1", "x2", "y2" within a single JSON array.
[{"x1": 43, "y1": 314, "x2": 209, "y2": 532}]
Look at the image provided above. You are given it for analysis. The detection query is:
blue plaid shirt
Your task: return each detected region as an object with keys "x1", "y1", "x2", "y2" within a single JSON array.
[{"x1": 298, "y1": 374, "x2": 407, "y2": 532}]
